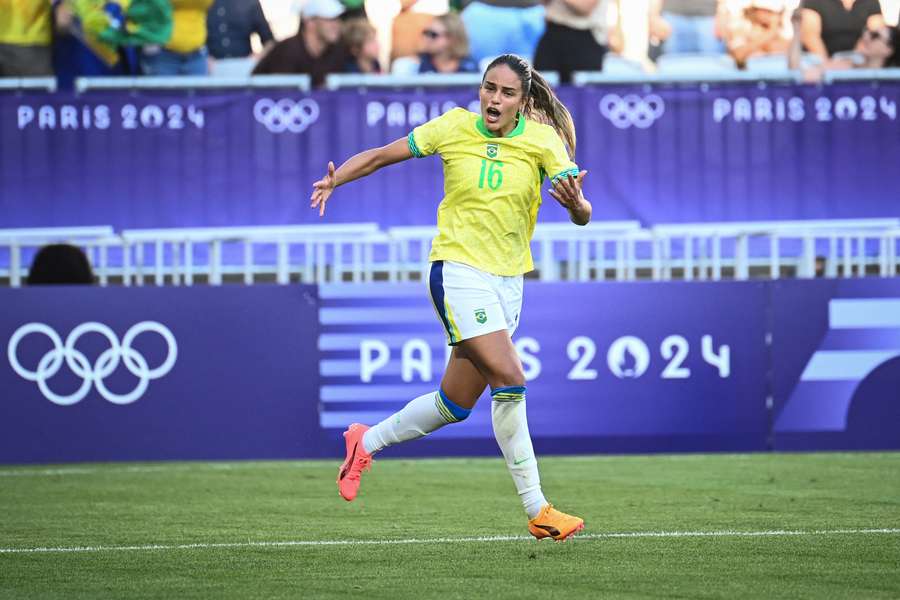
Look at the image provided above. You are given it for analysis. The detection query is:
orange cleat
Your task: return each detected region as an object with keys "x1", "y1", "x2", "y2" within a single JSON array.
[
  {"x1": 527, "y1": 504, "x2": 585, "y2": 542},
  {"x1": 337, "y1": 423, "x2": 373, "y2": 501}
]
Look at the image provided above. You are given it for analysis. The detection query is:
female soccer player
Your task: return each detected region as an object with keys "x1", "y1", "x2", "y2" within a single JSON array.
[{"x1": 310, "y1": 54, "x2": 591, "y2": 541}]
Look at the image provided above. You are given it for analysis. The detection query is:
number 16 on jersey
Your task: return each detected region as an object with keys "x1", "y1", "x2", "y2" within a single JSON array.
[{"x1": 478, "y1": 159, "x2": 504, "y2": 190}]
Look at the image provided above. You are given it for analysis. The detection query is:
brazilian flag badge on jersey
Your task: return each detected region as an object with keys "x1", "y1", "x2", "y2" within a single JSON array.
[{"x1": 486, "y1": 143, "x2": 499, "y2": 159}]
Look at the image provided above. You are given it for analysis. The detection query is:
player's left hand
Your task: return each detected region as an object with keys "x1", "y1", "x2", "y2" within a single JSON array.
[{"x1": 548, "y1": 170, "x2": 588, "y2": 211}]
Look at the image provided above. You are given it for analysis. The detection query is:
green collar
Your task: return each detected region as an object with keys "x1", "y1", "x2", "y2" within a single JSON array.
[{"x1": 475, "y1": 111, "x2": 526, "y2": 139}]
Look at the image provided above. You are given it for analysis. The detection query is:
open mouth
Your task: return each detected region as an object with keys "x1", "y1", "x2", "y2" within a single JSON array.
[{"x1": 485, "y1": 107, "x2": 501, "y2": 124}]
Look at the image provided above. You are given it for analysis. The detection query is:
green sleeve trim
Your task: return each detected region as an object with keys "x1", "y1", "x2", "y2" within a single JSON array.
[
  {"x1": 550, "y1": 167, "x2": 580, "y2": 184},
  {"x1": 407, "y1": 132, "x2": 425, "y2": 158}
]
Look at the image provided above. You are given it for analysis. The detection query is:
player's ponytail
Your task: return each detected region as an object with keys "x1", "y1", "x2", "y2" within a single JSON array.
[{"x1": 482, "y1": 54, "x2": 577, "y2": 159}]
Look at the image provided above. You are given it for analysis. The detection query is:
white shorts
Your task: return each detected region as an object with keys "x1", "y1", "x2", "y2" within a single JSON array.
[{"x1": 426, "y1": 260, "x2": 524, "y2": 345}]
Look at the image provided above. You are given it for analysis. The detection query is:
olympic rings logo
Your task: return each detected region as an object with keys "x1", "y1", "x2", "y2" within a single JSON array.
[
  {"x1": 7, "y1": 322, "x2": 177, "y2": 406},
  {"x1": 599, "y1": 94, "x2": 666, "y2": 129},
  {"x1": 253, "y1": 98, "x2": 320, "y2": 133}
]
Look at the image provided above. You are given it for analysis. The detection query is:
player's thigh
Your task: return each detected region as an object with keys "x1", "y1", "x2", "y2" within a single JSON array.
[
  {"x1": 440, "y1": 345, "x2": 488, "y2": 410},
  {"x1": 428, "y1": 261, "x2": 509, "y2": 345},
  {"x1": 457, "y1": 329, "x2": 525, "y2": 390}
]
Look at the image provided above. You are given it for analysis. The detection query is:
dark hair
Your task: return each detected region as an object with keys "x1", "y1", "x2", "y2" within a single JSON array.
[
  {"x1": 888, "y1": 26, "x2": 900, "y2": 68},
  {"x1": 481, "y1": 54, "x2": 576, "y2": 158},
  {"x1": 26, "y1": 244, "x2": 95, "y2": 285}
]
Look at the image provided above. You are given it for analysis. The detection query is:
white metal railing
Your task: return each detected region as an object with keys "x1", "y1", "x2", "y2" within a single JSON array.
[
  {"x1": 6, "y1": 69, "x2": 900, "y2": 97},
  {"x1": 119, "y1": 223, "x2": 384, "y2": 286},
  {"x1": 324, "y1": 72, "x2": 560, "y2": 90},
  {"x1": 1, "y1": 219, "x2": 898, "y2": 287},
  {"x1": 0, "y1": 226, "x2": 115, "y2": 286},
  {"x1": 74, "y1": 74, "x2": 312, "y2": 93},
  {"x1": 0, "y1": 77, "x2": 57, "y2": 92},
  {"x1": 650, "y1": 218, "x2": 900, "y2": 280}
]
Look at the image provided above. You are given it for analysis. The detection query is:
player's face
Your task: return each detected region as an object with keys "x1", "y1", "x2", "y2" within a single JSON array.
[{"x1": 479, "y1": 64, "x2": 525, "y2": 136}]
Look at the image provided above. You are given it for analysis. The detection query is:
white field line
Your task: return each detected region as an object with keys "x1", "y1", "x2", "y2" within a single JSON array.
[
  {"x1": 1, "y1": 529, "x2": 898, "y2": 555},
  {"x1": 0, "y1": 463, "x2": 311, "y2": 477}
]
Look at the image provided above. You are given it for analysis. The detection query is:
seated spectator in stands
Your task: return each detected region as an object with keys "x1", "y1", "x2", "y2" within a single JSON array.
[
  {"x1": 26, "y1": 245, "x2": 95, "y2": 285},
  {"x1": 141, "y1": 0, "x2": 214, "y2": 75},
  {"x1": 0, "y1": 0, "x2": 54, "y2": 76},
  {"x1": 727, "y1": 0, "x2": 790, "y2": 67},
  {"x1": 383, "y1": 0, "x2": 449, "y2": 63},
  {"x1": 415, "y1": 12, "x2": 478, "y2": 72},
  {"x1": 52, "y1": 0, "x2": 171, "y2": 89},
  {"x1": 206, "y1": 0, "x2": 274, "y2": 75},
  {"x1": 461, "y1": 0, "x2": 546, "y2": 63},
  {"x1": 649, "y1": 0, "x2": 727, "y2": 57},
  {"x1": 534, "y1": 0, "x2": 612, "y2": 84},
  {"x1": 252, "y1": 0, "x2": 347, "y2": 87},
  {"x1": 343, "y1": 18, "x2": 382, "y2": 73},
  {"x1": 790, "y1": 7, "x2": 899, "y2": 77},
  {"x1": 799, "y1": 0, "x2": 884, "y2": 60},
  {"x1": 391, "y1": 11, "x2": 476, "y2": 73}
]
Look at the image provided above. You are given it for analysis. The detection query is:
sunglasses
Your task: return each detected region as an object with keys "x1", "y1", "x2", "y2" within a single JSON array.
[
  {"x1": 864, "y1": 29, "x2": 888, "y2": 42},
  {"x1": 422, "y1": 30, "x2": 445, "y2": 39}
]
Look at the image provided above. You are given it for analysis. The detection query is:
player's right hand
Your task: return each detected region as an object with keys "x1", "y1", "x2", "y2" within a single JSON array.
[{"x1": 310, "y1": 161, "x2": 336, "y2": 217}]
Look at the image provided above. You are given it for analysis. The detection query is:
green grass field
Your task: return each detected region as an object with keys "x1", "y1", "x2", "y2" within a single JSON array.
[{"x1": 1, "y1": 452, "x2": 898, "y2": 599}]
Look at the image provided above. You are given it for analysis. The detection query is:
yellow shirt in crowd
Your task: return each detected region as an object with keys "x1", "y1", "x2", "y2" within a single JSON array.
[
  {"x1": 0, "y1": 0, "x2": 52, "y2": 46},
  {"x1": 165, "y1": 0, "x2": 212, "y2": 53},
  {"x1": 409, "y1": 108, "x2": 578, "y2": 276}
]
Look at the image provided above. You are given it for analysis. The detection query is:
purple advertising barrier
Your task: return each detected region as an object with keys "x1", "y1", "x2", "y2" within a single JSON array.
[
  {"x1": 2, "y1": 82, "x2": 899, "y2": 235},
  {"x1": 0, "y1": 286, "x2": 321, "y2": 464},
  {"x1": 771, "y1": 278, "x2": 900, "y2": 451},
  {"x1": 317, "y1": 280, "x2": 770, "y2": 455}
]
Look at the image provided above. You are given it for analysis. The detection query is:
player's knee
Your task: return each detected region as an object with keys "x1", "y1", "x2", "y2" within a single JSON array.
[
  {"x1": 489, "y1": 366, "x2": 526, "y2": 390},
  {"x1": 437, "y1": 388, "x2": 472, "y2": 422}
]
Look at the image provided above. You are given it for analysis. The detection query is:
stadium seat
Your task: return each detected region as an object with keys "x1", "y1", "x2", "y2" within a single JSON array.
[
  {"x1": 602, "y1": 54, "x2": 646, "y2": 76},
  {"x1": 209, "y1": 57, "x2": 256, "y2": 78},
  {"x1": 655, "y1": 53, "x2": 738, "y2": 76}
]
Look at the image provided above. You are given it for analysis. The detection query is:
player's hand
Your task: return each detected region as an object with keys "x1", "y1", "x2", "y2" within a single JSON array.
[
  {"x1": 548, "y1": 170, "x2": 588, "y2": 211},
  {"x1": 310, "y1": 161, "x2": 336, "y2": 217}
]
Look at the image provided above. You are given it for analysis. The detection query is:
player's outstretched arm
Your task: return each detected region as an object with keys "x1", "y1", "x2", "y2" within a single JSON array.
[
  {"x1": 549, "y1": 170, "x2": 592, "y2": 226},
  {"x1": 310, "y1": 137, "x2": 412, "y2": 217}
]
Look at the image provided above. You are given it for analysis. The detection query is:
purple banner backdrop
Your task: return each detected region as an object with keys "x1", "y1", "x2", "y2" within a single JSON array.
[
  {"x1": 0, "y1": 286, "x2": 321, "y2": 463},
  {"x1": 318, "y1": 281, "x2": 771, "y2": 455},
  {"x1": 1, "y1": 82, "x2": 898, "y2": 231},
  {"x1": 2, "y1": 279, "x2": 899, "y2": 464},
  {"x1": 771, "y1": 278, "x2": 900, "y2": 451}
]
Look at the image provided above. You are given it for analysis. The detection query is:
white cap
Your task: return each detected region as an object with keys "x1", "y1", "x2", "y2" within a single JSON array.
[
  {"x1": 303, "y1": 0, "x2": 345, "y2": 19},
  {"x1": 750, "y1": 0, "x2": 785, "y2": 10}
]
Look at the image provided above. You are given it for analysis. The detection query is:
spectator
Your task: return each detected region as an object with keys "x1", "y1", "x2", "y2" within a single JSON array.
[
  {"x1": 799, "y1": 0, "x2": 884, "y2": 60},
  {"x1": 343, "y1": 18, "x2": 382, "y2": 73},
  {"x1": 533, "y1": 0, "x2": 613, "y2": 84},
  {"x1": 252, "y1": 0, "x2": 347, "y2": 87},
  {"x1": 727, "y1": 0, "x2": 790, "y2": 67},
  {"x1": 52, "y1": 0, "x2": 171, "y2": 89},
  {"x1": 206, "y1": 0, "x2": 274, "y2": 62},
  {"x1": 26, "y1": 245, "x2": 95, "y2": 285},
  {"x1": 790, "y1": 8, "x2": 899, "y2": 75},
  {"x1": 460, "y1": 0, "x2": 546, "y2": 63},
  {"x1": 415, "y1": 12, "x2": 478, "y2": 72},
  {"x1": 649, "y1": 0, "x2": 728, "y2": 56},
  {"x1": 141, "y1": 0, "x2": 214, "y2": 75},
  {"x1": 0, "y1": 0, "x2": 53, "y2": 76},
  {"x1": 386, "y1": 0, "x2": 449, "y2": 62}
]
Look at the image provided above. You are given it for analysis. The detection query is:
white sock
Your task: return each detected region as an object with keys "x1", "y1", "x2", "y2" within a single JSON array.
[
  {"x1": 491, "y1": 386, "x2": 547, "y2": 519},
  {"x1": 362, "y1": 389, "x2": 470, "y2": 455}
]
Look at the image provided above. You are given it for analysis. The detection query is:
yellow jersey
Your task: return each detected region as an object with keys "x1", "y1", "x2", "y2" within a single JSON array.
[
  {"x1": 165, "y1": 0, "x2": 212, "y2": 53},
  {"x1": 0, "y1": 0, "x2": 52, "y2": 46},
  {"x1": 408, "y1": 107, "x2": 578, "y2": 276}
]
